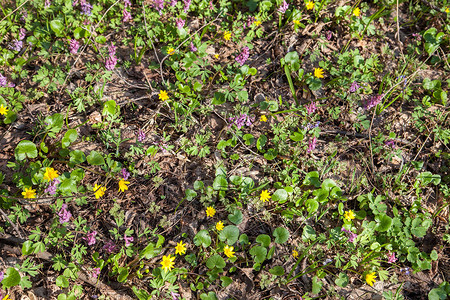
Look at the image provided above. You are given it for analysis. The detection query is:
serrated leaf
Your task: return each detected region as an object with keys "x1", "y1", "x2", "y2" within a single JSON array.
[
  {"x1": 273, "y1": 227, "x2": 289, "y2": 244},
  {"x1": 56, "y1": 275, "x2": 69, "y2": 288}
]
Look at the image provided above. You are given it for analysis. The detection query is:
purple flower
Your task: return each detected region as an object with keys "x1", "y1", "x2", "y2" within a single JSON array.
[
  {"x1": 0, "y1": 271, "x2": 4, "y2": 282},
  {"x1": 235, "y1": 46, "x2": 249, "y2": 66},
  {"x1": 175, "y1": 18, "x2": 185, "y2": 30},
  {"x1": 83, "y1": 231, "x2": 97, "y2": 246},
  {"x1": 44, "y1": 179, "x2": 60, "y2": 195},
  {"x1": 45, "y1": 0, "x2": 51, "y2": 7},
  {"x1": 171, "y1": 292, "x2": 180, "y2": 300},
  {"x1": 105, "y1": 43, "x2": 118, "y2": 70},
  {"x1": 124, "y1": 235, "x2": 134, "y2": 247},
  {"x1": 103, "y1": 240, "x2": 117, "y2": 253},
  {"x1": 305, "y1": 102, "x2": 317, "y2": 114},
  {"x1": 81, "y1": 0, "x2": 93, "y2": 15},
  {"x1": 137, "y1": 129, "x2": 146, "y2": 142},
  {"x1": 0, "y1": 73, "x2": 7, "y2": 87},
  {"x1": 385, "y1": 139, "x2": 396, "y2": 149},
  {"x1": 73, "y1": 0, "x2": 79, "y2": 6},
  {"x1": 411, "y1": 33, "x2": 421, "y2": 41},
  {"x1": 325, "y1": 30, "x2": 332, "y2": 40},
  {"x1": 92, "y1": 268, "x2": 101, "y2": 279},
  {"x1": 10, "y1": 39, "x2": 23, "y2": 52},
  {"x1": 19, "y1": 28, "x2": 26, "y2": 40},
  {"x1": 209, "y1": 0, "x2": 213, "y2": 10},
  {"x1": 123, "y1": 8, "x2": 132, "y2": 22},
  {"x1": 349, "y1": 81, "x2": 360, "y2": 93},
  {"x1": 58, "y1": 204, "x2": 72, "y2": 224},
  {"x1": 69, "y1": 39, "x2": 80, "y2": 54},
  {"x1": 124, "y1": 0, "x2": 131, "y2": 7},
  {"x1": 387, "y1": 251, "x2": 397, "y2": 263},
  {"x1": 277, "y1": 0, "x2": 289, "y2": 14},
  {"x1": 121, "y1": 168, "x2": 130, "y2": 180},
  {"x1": 400, "y1": 267, "x2": 411, "y2": 275},
  {"x1": 307, "y1": 137, "x2": 317, "y2": 153},
  {"x1": 190, "y1": 42, "x2": 197, "y2": 52},
  {"x1": 170, "y1": 0, "x2": 177, "y2": 6},
  {"x1": 363, "y1": 94, "x2": 383, "y2": 110},
  {"x1": 183, "y1": 0, "x2": 191, "y2": 13},
  {"x1": 229, "y1": 114, "x2": 254, "y2": 129},
  {"x1": 153, "y1": 0, "x2": 164, "y2": 14},
  {"x1": 341, "y1": 228, "x2": 358, "y2": 243},
  {"x1": 20, "y1": 10, "x2": 28, "y2": 22}
]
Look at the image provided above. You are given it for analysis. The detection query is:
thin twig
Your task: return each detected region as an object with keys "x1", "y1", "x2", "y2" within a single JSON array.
[
  {"x1": 0, "y1": 0, "x2": 30, "y2": 23},
  {"x1": 0, "y1": 208, "x2": 23, "y2": 239}
]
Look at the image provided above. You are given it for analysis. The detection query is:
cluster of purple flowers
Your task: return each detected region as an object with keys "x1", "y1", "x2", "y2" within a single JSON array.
[
  {"x1": 277, "y1": 0, "x2": 289, "y2": 14},
  {"x1": 10, "y1": 28, "x2": 26, "y2": 52},
  {"x1": 45, "y1": 0, "x2": 51, "y2": 7},
  {"x1": 103, "y1": 240, "x2": 117, "y2": 253},
  {"x1": 92, "y1": 268, "x2": 101, "y2": 279},
  {"x1": 121, "y1": 168, "x2": 130, "y2": 180},
  {"x1": 363, "y1": 94, "x2": 383, "y2": 110},
  {"x1": 229, "y1": 114, "x2": 254, "y2": 129},
  {"x1": 349, "y1": 81, "x2": 360, "y2": 93},
  {"x1": 137, "y1": 129, "x2": 146, "y2": 142},
  {"x1": 44, "y1": 179, "x2": 60, "y2": 195},
  {"x1": 153, "y1": 140, "x2": 169, "y2": 153},
  {"x1": 83, "y1": 231, "x2": 97, "y2": 245},
  {"x1": 58, "y1": 204, "x2": 72, "y2": 224},
  {"x1": 307, "y1": 137, "x2": 317, "y2": 153},
  {"x1": 341, "y1": 227, "x2": 357, "y2": 243},
  {"x1": 305, "y1": 102, "x2": 317, "y2": 114},
  {"x1": 153, "y1": 0, "x2": 164, "y2": 13},
  {"x1": 385, "y1": 139, "x2": 396, "y2": 149},
  {"x1": 0, "y1": 73, "x2": 15, "y2": 88},
  {"x1": 190, "y1": 42, "x2": 197, "y2": 52},
  {"x1": 20, "y1": 11, "x2": 28, "y2": 22},
  {"x1": 325, "y1": 30, "x2": 332, "y2": 40},
  {"x1": 400, "y1": 267, "x2": 411, "y2": 275},
  {"x1": 176, "y1": 18, "x2": 185, "y2": 30},
  {"x1": 73, "y1": 0, "x2": 93, "y2": 15},
  {"x1": 69, "y1": 39, "x2": 80, "y2": 54},
  {"x1": 387, "y1": 251, "x2": 397, "y2": 263},
  {"x1": 303, "y1": 121, "x2": 320, "y2": 130},
  {"x1": 183, "y1": 0, "x2": 191, "y2": 13},
  {"x1": 123, "y1": 8, "x2": 132, "y2": 22},
  {"x1": 235, "y1": 46, "x2": 249, "y2": 66},
  {"x1": 124, "y1": 234, "x2": 134, "y2": 247},
  {"x1": 105, "y1": 43, "x2": 118, "y2": 71}
]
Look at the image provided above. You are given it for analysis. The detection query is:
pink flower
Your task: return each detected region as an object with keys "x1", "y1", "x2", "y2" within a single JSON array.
[
  {"x1": 190, "y1": 42, "x2": 197, "y2": 52},
  {"x1": 305, "y1": 102, "x2": 317, "y2": 114},
  {"x1": 124, "y1": 235, "x2": 134, "y2": 247},
  {"x1": 58, "y1": 204, "x2": 72, "y2": 224},
  {"x1": 387, "y1": 251, "x2": 397, "y2": 263},
  {"x1": 175, "y1": 18, "x2": 185, "y2": 30},
  {"x1": 83, "y1": 231, "x2": 97, "y2": 245},
  {"x1": 103, "y1": 240, "x2": 117, "y2": 253},
  {"x1": 235, "y1": 46, "x2": 249, "y2": 66},
  {"x1": 341, "y1": 228, "x2": 358, "y2": 243},
  {"x1": 123, "y1": 8, "x2": 132, "y2": 22},
  {"x1": 307, "y1": 137, "x2": 317, "y2": 153},
  {"x1": 277, "y1": 0, "x2": 289, "y2": 14},
  {"x1": 92, "y1": 267, "x2": 101, "y2": 278},
  {"x1": 69, "y1": 39, "x2": 80, "y2": 54}
]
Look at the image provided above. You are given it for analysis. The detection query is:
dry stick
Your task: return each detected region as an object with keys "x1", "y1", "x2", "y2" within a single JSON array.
[
  {"x1": 395, "y1": 0, "x2": 406, "y2": 64},
  {"x1": 0, "y1": 0, "x2": 30, "y2": 23},
  {"x1": 0, "y1": 208, "x2": 23, "y2": 239}
]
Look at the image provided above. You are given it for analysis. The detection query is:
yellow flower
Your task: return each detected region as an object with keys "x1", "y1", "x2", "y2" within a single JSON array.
[
  {"x1": 446, "y1": 7, "x2": 450, "y2": 13},
  {"x1": 365, "y1": 272, "x2": 376, "y2": 286},
  {"x1": 175, "y1": 241, "x2": 187, "y2": 255},
  {"x1": 214, "y1": 54, "x2": 219, "y2": 59},
  {"x1": 3, "y1": 295, "x2": 10, "y2": 300},
  {"x1": 314, "y1": 67, "x2": 324, "y2": 78},
  {"x1": 223, "y1": 245, "x2": 235, "y2": 258},
  {"x1": 344, "y1": 210, "x2": 355, "y2": 222},
  {"x1": 216, "y1": 221, "x2": 224, "y2": 231},
  {"x1": 223, "y1": 31, "x2": 231, "y2": 41},
  {"x1": 306, "y1": 1, "x2": 314, "y2": 10},
  {"x1": 353, "y1": 7, "x2": 361, "y2": 17},
  {"x1": 43, "y1": 167, "x2": 59, "y2": 182},
  {"x1": 0, "y1": 104, "x2": 8, "y2": 116},
  {"x1": 292, "y1": 250, "x2": 299, "y2": 258},
  {"x1": 253, "y1": 20, "x2": 261, "y2": 26},
  {"x1": 118, "y1": 179, "x2": 130, "y2": 192},
  {"x1": 206, "y1": 206, "x2": 216, "y2": 217},
  {"x1": 167, "y1": 47, "x2": 175, "y2": 55},
  {"x1": 22, "y1": 187, "x2": 36, "y2": 199},
  {"x1": 158, "y1": 90, "x2": 169, "y2": 101},
  {"x1": 94, "y1": 184, "x2": 106, "y2": 199},
  {"x1": 260, "y1": 190, "x2": 271, "y2": 202},
  {"x1": 260, "y1": 115, "x2": 267, "y2": 122},
  {"x1": 293, "y1": 20, "x2": 301, "y2": 25},
  {"x1": 160, "y1": 254, "x2": 175, "y2": 272}
]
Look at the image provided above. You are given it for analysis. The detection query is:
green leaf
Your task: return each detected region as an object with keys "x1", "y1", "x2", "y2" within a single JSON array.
[
  {"x1": 284, "y1": 51, "x2": 299, "y2": 65},
  {"x1": 206, "y1": 255, "x2": 226, "y2": 269},
  {"x1": 194, "y1": 230, "x2": 211, "y2": 248},
  {"x1": 69, "y1": 150, "x2": 86, "y2": 165},
  {"x1": 312, "y1": 276, "x2": 323, "y2": 294},
  {"x1": 212, "y1": 92, "x2": 225, "y2": 105},
  {"x1": 50, "y1": 19, "x2": 64, "y2": 36},
  {"x1": 272, "y1": 189, "x2": 288, "y2": 203},
  {"x1": 374, "y1": 214, "x2": 392, "y2": 232},
  {"x1": 269, "y1": 266, "x2": 285, "y2": 276},
  {"x1": 264, "y1": 148, "x2": 277, "y2": 160},
  {"x1": 73, "y1": 27, "x2": 89, "y2": 39},
  {"x1": 2, "y1": 267, "x2": 21, "y2": 288},
  {"x1": 95, "y1": 36, "x2": 107, "y2": 44},
  {"x1": 56, "y1": 275, "x2": 69, "y2": 288},
  {"x1": 14, "y1": 140, "x2": 38, "y2": 161},
  {"x1": 305, "y1": 198, "x2": 319, "y2": 214},
  {"x1": 102, "y1": 100, "x2": 119, "y2": 116},
  {"x1": 335, "y1": 272, "x2": 349, "y2": 287},
  {"x1": 200, "y1": 292, "x2": 218, "y2": 300},
  {"x1": 302, "y1": 225, "x2": 316, "y2": 241},
  {"x1": 257, "y1": 134, "x2": 267, "y2": 151},
  {"x1": 243, "y1": 134, "x2": 254, "y2": 145},
  {"x1": 117, "y1": 267, "x2": 129, "y2": 282},
  {"x1": 273, "y1": 227, "x2": 289, "y2": 244},
  {"x1": 185, "y1": 188, "x2": 197, "y2": 201},
  {"x1": 219, "y1": 225, "x2": 240, "y2": 245},
  {"x1": 62, "y1": 129, "x2": 78, "y2": 148},
  {"x1": 249, "y1": 246, "x2": 267, "y2": 263},
  {"x1": 220, "y1": 276, "x2": 233, "y2": 287},
  {"x1": 303, "y1": 171, "x2": 321, "y2": 187},
  {"x1": 87, "y1": 151, "x2": 105, "y2": 166},
  {"x1": 213, "y1": 175, "x2": 227, "y2": 191},
  {"x1": 430, "y1": 250, "x2": 438, "y2": 261},
  {"x1": 256, "y1": 234, "x2": 271, "y2": 247},
  {"x1": 45, "y1": 113, "x2": 64, "y2": 134},
  {"x1": 228, "y1": 208, "x2": 243, "y2": 225},
  {"x1": 140, "y1": 243, "x2": 159, "y2": 259},
  {"x1": 22, "y1": 240, "x2": 33, "y2": 255}
]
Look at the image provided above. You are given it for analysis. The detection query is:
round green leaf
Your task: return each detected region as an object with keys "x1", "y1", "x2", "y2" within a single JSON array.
[
  {"x1": 87, "y1": 151, "x2": 105, "y2": 166},
  {"x1": 62, "y1": 129, "x2": 78, "y2": 148},
  {"x1": 219, "y1": 225, "x2": 239, "y2": 245},
  {"x1": 273, "y1": 227, "x2": 289, "y2": 244},
  {"x1": 14, "y1": 140, "x2": 37, "y2": 161},
  {"x1": 269, "y1": 266, "x2": 285, "y2": 276},
  {"x1": 256, "y1": 234, "x2": 271, "y2": 247},
  {"x1": 194, "y1": 230, "x2": 211, "y2": 248},
  {"x1": 56, "y1": 275, "x2": 69, "y2": 288},
  {"x1": 305, "y1": 198, "x2": 319, "y2": 214},
  {"x1": 335, "y1": 272, "x2": 349, "y2": 287},
  {"x1": 220, "y1": 276, "x2": 233, "y2": 287},
  {"x1": 272, "y1": 189, "x2": 288, "y2": 203},
  {"x1": 50, "y1": 19, "x2": 64, "y2": 36},
  {"x1": 375, "y1": 214, "x2": 392, "y2": 232},
  {"x1": 249, "y1": 246, "x2": 267, "y2": 263},
  {"x1": 2, "y1": 267, "x2": 21, "y2": 288},
  {"x1": 228, "y1": 208, "x2": 243, "y2": 225},
  {"x1": 206, "y1": 255, "x2": 226, "y2": 269},
  {"x1": 22, "y1": 240, "x2": 33, "y2": 256},
  {"x1": 213, "y1": 175, "x2": 228, "y2": 191}
]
